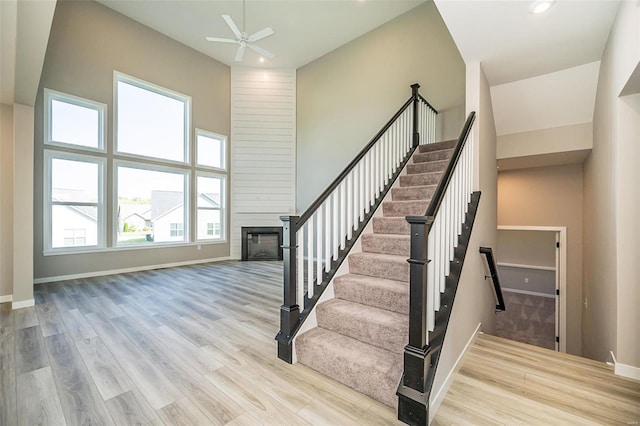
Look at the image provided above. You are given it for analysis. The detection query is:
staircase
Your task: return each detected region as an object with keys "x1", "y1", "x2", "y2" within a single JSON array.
[{"x1": 296, "y1": 140, "x2": 456, "y2": 408}]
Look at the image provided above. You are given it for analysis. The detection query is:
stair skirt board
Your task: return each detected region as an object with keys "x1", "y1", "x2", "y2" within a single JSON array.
[{"x1": 293, "y1": 141, "x2": 459, "y2": 409}]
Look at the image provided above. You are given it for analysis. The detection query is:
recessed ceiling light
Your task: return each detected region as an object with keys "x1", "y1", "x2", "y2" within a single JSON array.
[
  {"x1": 259, "y1": 57, "x2": 265, "y2": 63},
  {"x1": 529, "y1": 0, "x2": 555, "y2": 14}
]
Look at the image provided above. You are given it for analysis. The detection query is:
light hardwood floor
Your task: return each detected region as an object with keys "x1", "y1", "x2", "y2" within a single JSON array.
[{"x1": 0, "y1": 260, "x2": 638, "y2": 425}]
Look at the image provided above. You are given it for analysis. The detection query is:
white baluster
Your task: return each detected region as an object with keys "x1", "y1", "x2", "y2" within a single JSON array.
[
  {"x1": 347, "y1": 172, "x2": 353, "y2": 240},
  {"x1": 427, "y1": 226, "x2": 435, "y2": 331},
  {"x1": 353, "y1": 164, "x2": 359, "y2": 231},
  {"x1": 359, "y1": 160, "x2": 365, "y2": 221},
  {"x1": 332, "y1": 191, "x2": 339, "y2": 260},
  {"x1": 316, "y1": 207, "x2": 323, "y2": 285},
  {"x1": 297, "y1": 229, "x2": 304, "y2": 308},
  {"x1": 365, "y1": 152, "x2": 371, "y2": 214},
  {"x1": 307, "y1": 220, "x2": 314, "y2": 298},
  {"x1": 324, "y1": 199, "x2": 331, "y2": 272},
  {"x1": 340, "y1": 181, "x2": 346, "y2": 250}
]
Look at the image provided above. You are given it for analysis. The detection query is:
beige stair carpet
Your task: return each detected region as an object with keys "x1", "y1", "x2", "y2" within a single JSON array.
[{"x1": 296, "y1": 140, "x2": 456, "y2": 409}]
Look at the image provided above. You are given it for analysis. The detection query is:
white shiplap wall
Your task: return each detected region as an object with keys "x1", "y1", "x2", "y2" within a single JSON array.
[{"x1": 230, "y1": 68, "x2": 296, "y2": 259}]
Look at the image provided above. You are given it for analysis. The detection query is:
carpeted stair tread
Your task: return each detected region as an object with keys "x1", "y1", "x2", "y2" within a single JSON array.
[
  {"x1": 362, "y1": 233, "x2": 410, "y2": 256},
  {"x1": 417, "y1": 140, "x2": 457, "y2": 153},
  {"x1": 295, "y1": 327, "x2": 402, "y2": 408},
  {"x1": 316, "y1": 299, "x2": 408, "y2": 354},
  {"x1": 407, "y1": 160, "x2": 448, "y2": 175},
  {"x1": 349, "y1": 252, "x2": 409, "y2": 281},
  {"x1": 334, "y1": 273, "x2": 408, "y2": 314},
  {"x1": 391, "y1": 185, "x2": 436, "y2": 201},
  {"x1": 413, "y1": 149, "x2": 454, "y2": 163},
  {"x1": 372, "y1": 217, "x2": 410, "y2": 235},
  {"x1": 382, "y1": 200, "x2": 429, "y2": 216},
  {"x1": 400, "y1": 172, "x2": 443, "y2": 187}
]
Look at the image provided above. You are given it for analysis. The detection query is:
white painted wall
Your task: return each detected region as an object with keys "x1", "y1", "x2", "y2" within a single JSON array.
[
  {"x1": 584, "y1": 0, "x2": 640, "y2": 373},
  {"x1": 491, "y1": 62, "x2": 600, "y2": 136},
  {"x1": 0, "y1": 104, "x2": 13, "y2": 300},
  {"x1": 230, "y1": 68, "x2": 296, "y2": 259},
  {"x1": 430, "y1": 61, "x2": 498, "y2": 418}
]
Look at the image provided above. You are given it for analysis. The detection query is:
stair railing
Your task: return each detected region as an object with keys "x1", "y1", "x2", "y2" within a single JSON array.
[
  {"x1": 276, "y1": 84, "x2": 438, "y2": 363},
  {"x1": 479, "y1": 247, "x2": 506, "y2": 311},
  {"x1": 398, "y1": 111, "x2": 477, "y2": 424}
]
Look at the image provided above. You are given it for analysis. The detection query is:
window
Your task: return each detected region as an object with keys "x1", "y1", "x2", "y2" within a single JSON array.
[
  {"x1": 170, "y1": 223, "x2": 184, "y2": 237},
  {"x1": 44, "y1": 151, "x2": 105, "y2": 252},
  {"x1": 115, "y1": 73, "x2": 190, "y2": 162},
  {"x1": 196, "y1": 130, "x2": 226, "y2": 170},
  {"x1": 116, "y1": 164, "x2": 187, "y2": 245},
  {"x1": 43, "y1": 76, "x2": 227, "y2": 255},
  {"x1": 196, "y1": 174, "x2": 225, "y2": 241},
  {"x1": 64, "y1": 229, "x2": 86, "y2": 246},
  {"x1": 45, "y1": 89, "x2": 105, "y2": 150}
]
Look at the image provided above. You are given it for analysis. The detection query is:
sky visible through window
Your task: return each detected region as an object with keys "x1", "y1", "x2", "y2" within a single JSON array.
[
  {"x1": 51, "y1": 99, "x2": 100, "y2": 148},
  {"x1": 117, "y1": 80, "x2": 186, "y2": 162}
]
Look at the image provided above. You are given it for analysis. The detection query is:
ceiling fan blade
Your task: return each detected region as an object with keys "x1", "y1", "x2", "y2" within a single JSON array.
[
  {"x1": 222, "y1": 14, "x2": 242, "y2": 39},
  {"x1": 248, "y1": 44, "x2": 275, "y2": 60},
  {"x1": 205, "y1": 37, "x2": 237, "y2": 44},
  {"x1": 248, "y1": 27, "x2": 274, "y2": 43},
  {"x1": 235, "y1": 45, "x2": 246, "y2": 62}
]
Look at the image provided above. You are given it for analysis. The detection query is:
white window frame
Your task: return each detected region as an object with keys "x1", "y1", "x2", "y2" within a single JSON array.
[
  {"x1": 195, "y1": 128, "x2": 227, "y2": 171},
  {"x1": 196, "y1": 171, "x2": 226, "y2": 242},
  {"x1": 44, "y1": 89, "x2": 106, "y2": 152},
  {"x1": 114, "y1": 71, "x2": 191, "y2": 165},
  {"x1": 114, "y1": 160, "x2": 190, "y2": 247},
  {"x1": 44, "y1": 150, "x2": 106, "y2": 254}
]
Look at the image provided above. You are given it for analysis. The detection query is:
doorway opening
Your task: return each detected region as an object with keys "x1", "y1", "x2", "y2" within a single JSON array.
[{"x1": 495, "y1": 226, "x2": 567, "y2": 352}]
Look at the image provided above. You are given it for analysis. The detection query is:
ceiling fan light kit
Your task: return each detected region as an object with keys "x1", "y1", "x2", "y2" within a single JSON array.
[{"x1": 205, "y1": 0, "x2": 275, "y2": 63}]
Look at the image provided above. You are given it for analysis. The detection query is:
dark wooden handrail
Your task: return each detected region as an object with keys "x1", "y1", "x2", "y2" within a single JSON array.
[
  {"x1": 297, "y1": 92, "x2": 438, "y2": 226},
  {"x1": 479, "y1": 247, "x2": 506, "y2": 311},
  {"x1": 424, "y1": 111, "x2": 476, "y2": 218},
  {"x1": 417, "y1": 94, "x2": 437, "y2": 115}
]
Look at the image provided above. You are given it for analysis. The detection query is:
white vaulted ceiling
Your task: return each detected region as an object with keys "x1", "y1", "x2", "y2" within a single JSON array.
[{"x1": 96, "y1": 0, "x2": 426, "y2": 69}]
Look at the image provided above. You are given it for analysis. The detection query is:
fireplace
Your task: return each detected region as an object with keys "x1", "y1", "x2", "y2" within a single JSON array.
[{"x1": 241, "y1": 226, "x2": 283, "y2": 261}]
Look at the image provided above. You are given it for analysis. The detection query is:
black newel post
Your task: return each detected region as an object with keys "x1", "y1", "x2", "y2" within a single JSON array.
[
  {"x1": 411, "y1": 83, "x2": 420, "y2": 148},
  {"x1": 397, "y1": 215, "x2": 432, "y2": 425},
  {"x1": 276, "y1": 215, "x2": 299, "y2": 364}
]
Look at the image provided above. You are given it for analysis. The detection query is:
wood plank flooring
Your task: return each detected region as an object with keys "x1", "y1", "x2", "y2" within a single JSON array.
[{"x1": 0, "y1": 260, "x2": 638, "y2": 425}]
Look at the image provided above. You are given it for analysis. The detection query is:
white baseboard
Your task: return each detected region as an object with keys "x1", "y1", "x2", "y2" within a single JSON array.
[
  {"x1": 609, "y1": 351, "x2": 640, "y2": 380},
  {"x1": 0, "y1": 294, "x2": 13, "y2": 304},
  {"x1": 33, "y1": 256, "x2": 233, "y2": 284},
  {"x1": 12, "y1": 299, "x2": 35, "y2": 309},
  {"x1": 429, "y1": 322, "x2": 482, "y2": 422}
]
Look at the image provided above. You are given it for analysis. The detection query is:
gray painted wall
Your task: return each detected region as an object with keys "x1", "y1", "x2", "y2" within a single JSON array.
[
  {"x1": 296, "y1": 1, "x2": 466, "y2": 212},
  {"x1": 34, "y1": 1, "x2": 231, "y2": 280}
]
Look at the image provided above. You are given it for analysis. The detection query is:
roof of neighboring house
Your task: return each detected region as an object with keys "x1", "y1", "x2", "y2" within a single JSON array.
[
  {"x1": 52, "y1": 189, "x2": 98, "y2": 222},
  {"x1": 119, "y1": 204, "x2": 151, "y2": 222},
  {"x1": 151, "y1": 190, "x2": 221, "y2": 223}
]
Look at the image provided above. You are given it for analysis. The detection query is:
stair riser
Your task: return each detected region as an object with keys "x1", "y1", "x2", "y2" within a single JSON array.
[
  {"x1": 316, "y1": 302, "x2": 408, "y2": 354},
  {"x1": 372, "y1": 218, "x2": 410, "y2": 235},
  {"x1": 407, "y1": 161, "x2": 447, "y2": 175},
  {"x1": 382, "y1": 201, "x2": 429, "y2": 217},
  {"x1": 418, "y1": 140, "x2": 457, "y2": 153},
  {"x1": 391, "y1": 186, "x2": 435, "y2": 201},
  {"x1": 361, "y1": 235, "x2": 410, "y2": 256},
  {"x1": 349, "y1": 255, "x2": 409, "y2": 282},
  {"x1": 399, "y1": 173, "x2": 442, "y2": 187},
  {"x1": 334, "y1": 277, "x2": 408, "y2": 314},
  {"x1": 413, "y1": 150, "x2": 453, "y2": 163}
]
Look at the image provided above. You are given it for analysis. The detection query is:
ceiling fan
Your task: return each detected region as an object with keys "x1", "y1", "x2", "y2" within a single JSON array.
[{"x1": 205, "y1": 0, "x2": 275, "y2": 62}]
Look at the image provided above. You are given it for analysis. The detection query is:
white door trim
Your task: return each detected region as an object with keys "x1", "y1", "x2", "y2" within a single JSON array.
[{"x1": 498, "y1": 225, "x2": 567, "y2": 353}]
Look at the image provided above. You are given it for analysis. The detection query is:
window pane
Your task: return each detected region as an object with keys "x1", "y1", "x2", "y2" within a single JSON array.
[
  {"x1": 197, "y1": 133, "x2": 223, "y2": 168},
  {"x1": 197, "y1": 175, "x2": 223, "y2": 240},
  {"x1": 197, "y1": 176, "x2": 222, "y2": 208},
  {"x1": 52, "y1": 159, "x2": 99, "y2": 203},
  {"x1": 117, "y1": 166, "x2": 185, "y2": 245},
  {"x1": 117, "y1": 80, "x2": 186, "y2": 162},
  {"x1": 52, "y1": 206, "x2": 98, "y2": 248},
  {"x1": 51, "y1": 99, "x2": 100, "y2": 148},
  {"x1": 197, "y1": 209, "x2": 221, "y2": 240}
]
